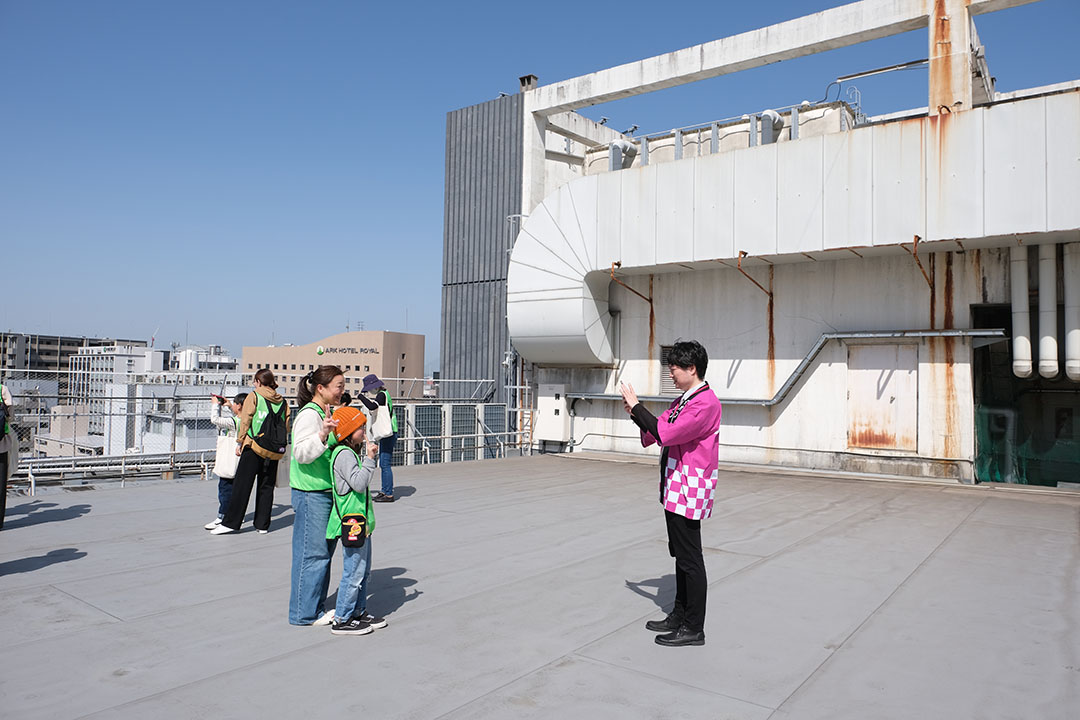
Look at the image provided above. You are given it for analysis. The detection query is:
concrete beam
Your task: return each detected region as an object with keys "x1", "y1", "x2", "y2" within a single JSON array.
[
  {"x1": 546, "y1": 111, "x2": 629, "y2": 148},
  {"x1": 529, "y1": 0, "x2": 1041, "y2": 115}
]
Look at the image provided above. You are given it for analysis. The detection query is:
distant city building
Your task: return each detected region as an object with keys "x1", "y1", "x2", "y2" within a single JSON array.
[
  {"x1": 169, "y1": 345, "x2": 239, "y2": 373},
  {"x1": 103, "y1": 380, "x2": 236, "y2": 456},
  {"x1": 242, "y1": 331, "x2": 425, "y2": 400},
  {"x1": 1, "y1": 332, "x2": 147, "y2": 372},
  {"x1": 69, "y1": 345, "x2": 170, "y2": 434},
  {"x1": 33, "y1": 404, "x2": 104, "y2": 457}
]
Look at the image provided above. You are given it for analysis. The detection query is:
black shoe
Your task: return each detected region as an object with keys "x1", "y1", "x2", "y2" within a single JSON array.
[
  {"x1": 373, "y1": 493, "x2": 395, "y2": 503},
  {"x1": 655, "y1": 625, "x2": 705, "y2": 647},
  {"x1": 645, "y1": 613, "x2": 683, "y2": 633},
  {"x1": 330, "y1": 617, "x2": 373, "y2": 636},
  {"x1": 355, "y1": 610, "x2": 387, "y2": 629}
]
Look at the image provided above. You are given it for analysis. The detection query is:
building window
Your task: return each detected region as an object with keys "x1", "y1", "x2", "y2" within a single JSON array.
[
  {"x1": 364, "y1": 365, "x2": 369, "y2": 372},
  {"x1": 291, "y1": 364, "x2": 296, "y2": 370},
  {"x1": 247, "y1": 363, "x2": 253, "y2": 370},
  {"x1": 274, "y1": 364, "x2": 279, "y2": 370},
  {"x1": 401, "y1": 353, "x2": 406, "y2": 360}
]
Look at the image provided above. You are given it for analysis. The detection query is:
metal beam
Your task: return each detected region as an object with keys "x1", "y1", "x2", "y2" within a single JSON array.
[
  {"x1": 546, "y1": 111, "x2": 629, "y2": 148},
  {"x1": 529, "y1": 0, "x2": 1041, "y2": 115}
]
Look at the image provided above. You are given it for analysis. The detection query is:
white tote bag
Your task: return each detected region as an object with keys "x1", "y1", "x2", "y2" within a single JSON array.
[
  {"x1": 369, "y1": 406, "x2": 393, "y2": 442},
  {"x1": 275, "y1": 445, "x2": 292, "y2": 488},
  {"x1": 212, "y1": 435, "x2": 239, "y2": 479}
]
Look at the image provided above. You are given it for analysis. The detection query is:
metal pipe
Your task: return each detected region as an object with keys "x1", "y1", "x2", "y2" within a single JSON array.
[
  {"x1": 568, "y1": 329, "x2": 1006, "y2": 407},
  {"x1": 1011, "y1": 245, "x2": 1033, "y2": 378},
  {"x1": 1038, "y1": 243, "x2": 1059, "y2": 378},
  {"x1": 1065, "y1": 243, "x2": 1080, "y2": 381}
]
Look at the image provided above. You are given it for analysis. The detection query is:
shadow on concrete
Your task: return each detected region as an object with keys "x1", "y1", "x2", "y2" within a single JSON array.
[
  {"x1": 2, "y1": 502, "x2": 91, "y2": 531},
  {"x1": 625, "y1": 574, "x2": 675, "y2": 610},
  {"x1": 0, "y1": 547, "x2": 88, "y2": 575},
  {"x1": 369, "y1": 566, "x2": 422, "y2": 616},
  {"x1": 392, "y1": 485, "x2": 416, "y2": 499},
  {"x1": 234, "y1": 504, "x2": 294, "y2": 532}
]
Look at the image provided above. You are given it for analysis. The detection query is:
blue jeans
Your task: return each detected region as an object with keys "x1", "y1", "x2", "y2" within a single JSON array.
[
  {"x1": 379, "y1": 433, "x2": 397, "y2": 495},
  {"x1": 335, "y1": 539, "x2": 372, "y2": 620},
  {"x1": 216, "y1": 476, "x2": 233, "y2": 518},
  {"x1": 288, "y1": 489, "x2": 337, "y2": 625}
]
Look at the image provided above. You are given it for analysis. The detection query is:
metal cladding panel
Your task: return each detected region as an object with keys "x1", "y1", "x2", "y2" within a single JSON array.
[
  {"x1": 926, "y1": 109, "x2": 985, "y2": 242},
  {"x1": 595, "y1": 172, "x2": 622, "y2": 265},
  {"x1": 734, "y1": 144, "x2": 778, "y2": 255},
  {"x1": 547, "y1": 176, "x2": 598, "y2": 272},
  {"x1": 777, "y1": 135, "x2": 824, "y2": 254},
  {"x1": 656, "y1": 159, "x2": 695, "y2": 265},
  {"x1": 442, "y1": 95, "x2": 522, "y2": 286},
  {"x1": 693, "y1": 150, "x2": 735, "y2": 261},
  {"x1": 506, "y1": 94, "x2": 1079, "y2": 367},
  {"x1": 985, "y1": 97, "x2": 1047, "y2": 236},
  {"x1": 872, "y1": 118, "x2": 925, "y2": 245},
  {"x1": 823, "y1": 128, "x2": 873, "y2": 247},
  {"x1": 441, "y1": 94, "x2": 522, "y2": 398},
  {"x1": 1047, "y1": 91, "x2": 1080, "y2": 231},
  {"x1": 620, "y1": 164, "x2": 658, "y2": 267}
]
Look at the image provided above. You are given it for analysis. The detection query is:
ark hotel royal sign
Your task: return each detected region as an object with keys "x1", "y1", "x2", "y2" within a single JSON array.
[{"x1": 315, "y1": 345, "x2": 381, "y2": 356}]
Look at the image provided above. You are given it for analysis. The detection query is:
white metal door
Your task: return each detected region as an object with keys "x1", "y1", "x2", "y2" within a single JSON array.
[{"x1": 847, "y1": 344, "x2": 918, "y2": 451}]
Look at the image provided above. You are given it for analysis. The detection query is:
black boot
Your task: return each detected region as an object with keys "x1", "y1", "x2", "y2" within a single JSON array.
[
  {"x1": 655, "y1": 625, "x2": 705, "y2": 647},
  {"x1": 645, "y1": 612, "x2": 683, "y2": 633}
]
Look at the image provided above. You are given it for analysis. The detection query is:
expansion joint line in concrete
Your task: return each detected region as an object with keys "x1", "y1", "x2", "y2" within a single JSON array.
[{"x1": 766, "y1": 495, "x2": 990, "y2": 718}]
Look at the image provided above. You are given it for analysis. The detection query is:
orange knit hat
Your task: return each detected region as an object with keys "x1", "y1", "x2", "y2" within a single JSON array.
[{"x1": 332, "y1": 406, "x2": 367, "y2": 443}]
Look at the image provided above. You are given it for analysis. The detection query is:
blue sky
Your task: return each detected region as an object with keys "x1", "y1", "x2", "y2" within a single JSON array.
[{"x1": 2, "y1": 0, "x2": 1077, "y2": 374}]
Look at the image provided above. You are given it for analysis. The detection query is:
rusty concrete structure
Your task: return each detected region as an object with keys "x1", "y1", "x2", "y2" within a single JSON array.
[{"x1": 497, "y1": 0, "x2": 1080, "y2": 485}]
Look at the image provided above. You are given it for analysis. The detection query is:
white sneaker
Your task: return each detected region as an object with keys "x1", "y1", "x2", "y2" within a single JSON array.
[
  {"x1": 312, "y1": 609, "x2": 335, "y2": 626},
  {"x1": 204, "y1": 518, "x2": 222, "y2": 530},
  {"x1": 210, "y1": 524, "x2": 237, "y2": 535}
]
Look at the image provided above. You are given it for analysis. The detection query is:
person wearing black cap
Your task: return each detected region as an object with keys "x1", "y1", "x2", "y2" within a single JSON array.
[{"x1": 358, "y1": 374, "x2": 397, "y2": 502}]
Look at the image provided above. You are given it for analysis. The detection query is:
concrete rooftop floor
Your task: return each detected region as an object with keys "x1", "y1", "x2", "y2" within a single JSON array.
[{"x1": 1, "y1": 454, "x2": 1079, "y2": 719}]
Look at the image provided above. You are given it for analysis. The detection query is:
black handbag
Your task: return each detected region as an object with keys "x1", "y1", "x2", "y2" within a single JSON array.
[{"x1": 332, "y1": 488, "x2": 367, "y2": 548}]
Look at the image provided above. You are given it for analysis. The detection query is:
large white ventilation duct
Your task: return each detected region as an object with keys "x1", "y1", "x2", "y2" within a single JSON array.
[
  {"x1": 1010, "y1": 246, "x2": 1033, "y2": 378},
  {"x1": 1065, "y1": 243, "x2": 1080, "y2": 381},
  {"x1": 1038, "y1": 244, "x2": 1059, "y2": 378}
]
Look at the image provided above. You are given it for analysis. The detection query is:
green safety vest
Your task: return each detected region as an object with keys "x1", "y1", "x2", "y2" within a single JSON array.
[
  {"x1": 326, "y1": 445, "x2": 375, "y2": 540},
  {"x1": 289, "y1": 402, "x2": 336, "y2": 492},
  {"x1": 381, "y1": 390, "x2": 398, "y2": 434},
  {"x1": 248, "y1": 393, "x2": 284, "y2": 439}
]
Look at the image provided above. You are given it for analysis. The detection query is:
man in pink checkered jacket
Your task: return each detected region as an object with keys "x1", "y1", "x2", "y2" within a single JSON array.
[{"x1": 620, "y1": 340, "x2": 722, "y2": 647}]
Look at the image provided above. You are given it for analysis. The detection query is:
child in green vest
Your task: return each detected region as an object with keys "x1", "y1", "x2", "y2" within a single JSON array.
[{"x1": 327, "y1": 406, "x2": 388, "y2": 636}]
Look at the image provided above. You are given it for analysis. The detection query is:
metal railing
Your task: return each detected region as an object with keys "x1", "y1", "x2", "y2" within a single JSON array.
[{"x1": 1, "y1": 370, "x2": 529, "y2": 492}]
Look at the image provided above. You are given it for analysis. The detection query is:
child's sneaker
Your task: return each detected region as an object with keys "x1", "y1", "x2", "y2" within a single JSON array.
[
  {"x1": 330, "y1": 617, "x2": 372, "y2": 636},
  {"x1": 356, "y1": 611, "x2": 387, "y2": 629}
]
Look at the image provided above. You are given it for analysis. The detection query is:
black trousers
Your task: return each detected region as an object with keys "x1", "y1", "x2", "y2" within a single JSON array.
[
  {"x1": 665, "y1": 509, "x2": 707, "y2": 632},
  {"x1": 0, "y1": 451, "x2": 7, "y2": 530},
  {"x1": 222, "y1": 447, "x2": 277, "y2": 531}
]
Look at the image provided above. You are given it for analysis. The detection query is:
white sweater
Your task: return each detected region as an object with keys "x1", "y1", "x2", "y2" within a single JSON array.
[{"x1": 292, "y1": 404, "x2": 330, "y2": 464}]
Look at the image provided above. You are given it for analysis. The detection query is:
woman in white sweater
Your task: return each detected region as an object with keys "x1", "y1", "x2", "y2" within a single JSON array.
[{"x1": 287, "y1": 365, "x2": 345, "y2": 626}]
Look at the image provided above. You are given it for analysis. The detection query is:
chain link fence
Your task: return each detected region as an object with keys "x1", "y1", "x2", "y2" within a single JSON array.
[{"x1": 2, "y1": 370, "x2": 529, "y2": 491}]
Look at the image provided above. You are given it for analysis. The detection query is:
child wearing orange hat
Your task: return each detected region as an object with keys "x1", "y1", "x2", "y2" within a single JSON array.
[{"x1": 326, "y1": 406, "x2": 386, "y2": 636}]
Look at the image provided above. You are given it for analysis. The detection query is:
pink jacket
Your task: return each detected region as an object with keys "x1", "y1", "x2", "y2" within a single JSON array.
[{"x1": 640, "y1": 385, "x2": 723, "y2": 520}]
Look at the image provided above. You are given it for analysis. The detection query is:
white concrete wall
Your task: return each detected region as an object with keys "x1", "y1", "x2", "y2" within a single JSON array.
[{"x1": 536, "y1": 247, "x2": 1011, "y2": 478}]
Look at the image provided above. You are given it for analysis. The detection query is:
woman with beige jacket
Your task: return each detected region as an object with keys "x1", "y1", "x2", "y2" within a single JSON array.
[{"x1": 212, "y1": 369, "x2": 290, "y2": 534}]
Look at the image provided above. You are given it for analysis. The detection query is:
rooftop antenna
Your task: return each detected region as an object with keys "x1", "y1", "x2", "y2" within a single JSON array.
[{"x1": 150, "y1": 326, "x2": 160, "y2": 348}]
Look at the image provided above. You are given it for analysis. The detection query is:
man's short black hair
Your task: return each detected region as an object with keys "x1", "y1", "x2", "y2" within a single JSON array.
[
  {"x1": 668, "y1": 340, "x2": 708, "y2": 380},
  {"x1": 233, "y1": 392, "x2": 249, "y2": 406}
]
